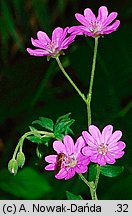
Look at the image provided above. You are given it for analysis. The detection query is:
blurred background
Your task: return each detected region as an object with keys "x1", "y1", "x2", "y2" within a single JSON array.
[{"x1": 0, "y1": 0, "x2": 132, "y2": 200}]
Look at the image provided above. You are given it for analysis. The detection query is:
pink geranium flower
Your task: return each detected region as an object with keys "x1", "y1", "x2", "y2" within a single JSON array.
[
  {"x1": 69, "y1": 6, "x2": 120, "y2": 37},
  {"x1": 82, "y1": 125, "x2": 126, "y2": 166},
  {"x1": 45, "y1": 135, "x2": 90, "y2": 180},
  {"x1": 27, "y1": 27, "x2": 75, "y2": 58}
]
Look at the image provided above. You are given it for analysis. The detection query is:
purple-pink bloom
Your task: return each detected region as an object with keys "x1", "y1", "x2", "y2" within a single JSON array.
[
  {"x1": 27, "y1": 27, "x2": 75, "y2": 57},
  {"x1": 45, "y1": 135, "x2": 90, "y2": 180},
  {"x1": 82, "y1": 125, "x2": 126, "y2": 166},
  {"x1": 68, "y1": 6, "x2": 120, "y2": 37}
]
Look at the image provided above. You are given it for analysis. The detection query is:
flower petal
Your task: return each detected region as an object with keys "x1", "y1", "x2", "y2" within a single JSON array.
[
  {"x1": 59, "y1": 27, "x2": 69, "y2": 42},
  {"x1": 61, "y1": 35, "x2": 75, "y2": 49},
  {"x1": 37, "y1": 31, "x2": 51, "y2": 44},
  {"x1": 101, "y1": 125, "x2": 113, "y2": 144},
  {"x1": 53, "y1": 140, "x2": 65, "y2": 154},
  {"x1": 97, "y1": 6, "x2": 108, "y2": 21},
  {"x1": 77, "y1": 154, "x2": 90, "y2": 165},
  {"x1": 89, "y1": 125, "x2": 102, "y2": 144},
  {"x1": 75, "y1": 13, "x2": 88, "y2": 26},
  {"x1": 97, "y1": 154, "x2": 106, "y2": 166},
  {"x1": 52, "y1": 27, "x2": 63, "y2": 47},
  {"x1": 111, "y1": 151, "x2": 125, "y2": 159},
  {"x1": 90, "y1": 154, "x2": 98, "y2": 163},
  {"x1": 74, "y1": 136, "x2": 86, "y2": 154},
  {"x1": 82, "y1": 146, "x2": 92, "y2": 157},
  {"x1": 103, "y1": 20, "x2": 120, "y2": 34},
  {"x1": 55, "y1": 168, "x2": 67, "y2": 179},
  {"x1": 45, "y1": 164, "x2": 55, "y2": 171},
  {"x1": 45, "y1": 155, "x2": 57, "y2": 163},
  {"x1": 103, "y1": 12, "x2": 118, "y2": 26},
  {"x1": 68, "y1": 26, "x2": 84, "y2": 35},
  {"x1": 105, "y1": 153, "x2": 116, "y2": 164},
  {"x1": 84, "y1": 8, "x2": 96, "y2": 22},
  {"x1": 65, "y1": 168, "x2": 75, "y2": 180},
  {"x1": 82, "y1": 131, "x2": 98, "y2": 146},
  {"x1": 75, "y1": 164, "x2": 88, "y2": 174},
  {"x1": 108, "y1": 130, "x2": 122, "y2": 145},
  {"x1": 117, "y1": 141, "x2": 126, "y2": 150},
  {"x1": 31, "y1": 38, "x2": 47, "y2": 49},
  {"x1": 26, "y1": 48, "x2": 49, "y2": 56},
  {"x1": 63, "y1": 135, "x2": 74, "y2": 155}
]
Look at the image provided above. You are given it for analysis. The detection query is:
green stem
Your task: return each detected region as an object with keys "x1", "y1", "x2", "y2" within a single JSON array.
[
  {"x1": 87, "y1": 37, "x2": 99, "y2": 128},
  {"x1": 95, "y1": 165, "x2": 100, "y2": 189},
  {"x1": 56, "y1": 56, "x2": 87, "y2": 103},
  {"x1": 13, "y1": 131, "x2": 55, "y2": 159},
  {"x1": 90, "y1": 186, "x2": 98, "y2": 200},
  {"x1": 79, "y1": 174, "x2": 98, "y2": 200},
  {"x1": 79, "y1": 174, "x2": 93, "y2": 188}
]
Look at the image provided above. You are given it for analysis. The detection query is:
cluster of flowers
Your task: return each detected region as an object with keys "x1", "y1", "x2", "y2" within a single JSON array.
[
  {"x1": 27, "y1": 6, "x2": 120, "y2": 57},
  {"x1": 45, "y1": 125, "x2": 126, "y2": 180},
  {"x1": 27, "y1": 6, "x2": 125, "y2": 180}
]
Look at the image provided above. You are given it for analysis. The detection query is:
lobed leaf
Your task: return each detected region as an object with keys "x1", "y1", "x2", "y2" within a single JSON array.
[{"x1": 32, "y1": 117, "x2": 54, "y2": 131}]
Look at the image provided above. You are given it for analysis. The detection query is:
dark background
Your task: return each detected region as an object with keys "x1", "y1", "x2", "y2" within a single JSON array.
[{"x1": 0, "y1": 0, "x2": 132, "y2": 200}]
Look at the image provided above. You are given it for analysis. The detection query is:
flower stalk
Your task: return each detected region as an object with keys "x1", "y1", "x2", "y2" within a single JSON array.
[
  {"x1": 95, "y1": 165, "x2": 100, "y2": 188},
  {"x1": 13, "y1": 131, "x2": 55, "y2": 160},
  {"x1": 56, "y1": 56, "x2": 87, "y2": 103},
  {"x1": 79, "y1": 174, "x2": 98, "y2": 200},
  {"x1": 87, "y1": 37, "x2": 99, "y2": 128}
]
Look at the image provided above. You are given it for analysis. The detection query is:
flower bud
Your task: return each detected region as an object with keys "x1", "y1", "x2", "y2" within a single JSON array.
[
  {"x1": 8, "y1": 159, "x2": 18, "y2": 175},
  {"x1": 36, "y1": 146, "x2": 43, "y2": 159},
  {"x1": 16, "y1": 152, "x2": 25, "y2": 168}
]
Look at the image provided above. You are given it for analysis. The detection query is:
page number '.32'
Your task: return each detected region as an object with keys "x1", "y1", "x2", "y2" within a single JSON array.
[{"x1": 116, "y1": 204, "x2": 128, "y2": 212}]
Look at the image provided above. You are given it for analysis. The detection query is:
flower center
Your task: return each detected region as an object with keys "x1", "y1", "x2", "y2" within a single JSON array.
[
  {"x1": 97, "y1": 144, "x2": 108, "y2": 155},
  {"x1": 89, "y1": 21, "x2": 102, "y2": 36},
  {"x1": 47, "y1": 42, "x2": 59, "y2": 54},
  {"x1": 65, "y1": 154, "x2": 77, "y2": 168}
]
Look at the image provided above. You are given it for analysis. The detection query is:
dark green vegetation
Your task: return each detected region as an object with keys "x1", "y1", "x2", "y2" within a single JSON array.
[{"x1": 0, "y1": 0, "x2": 132, "y2": 200}]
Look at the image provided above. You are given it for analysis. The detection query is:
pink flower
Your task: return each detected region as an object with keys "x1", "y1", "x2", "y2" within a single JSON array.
[
  {"x1": 68, "y1": 6, "x2": 120, "y2": 37},
  {"x1": 45, "y1": 135, "x2": 90, "y2": 180},
  {"x1": 82, "y1": 125, "x2": 126, "y2": 166},
  {"x1": 27, "y1": 27, "x2": 75, "y2": 57}
]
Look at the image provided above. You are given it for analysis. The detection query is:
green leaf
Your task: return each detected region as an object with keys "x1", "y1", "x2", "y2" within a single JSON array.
[
  {"x1": 32, "y1": 117, "x2": 54, "y2": 131},
  {"x1": 27, "y1": 135, "x2": 42, "y2": 144},
  {"x1": 0, "y1": 168, "x2": 51, "y2": 199},
  {"x1": 100, "y1": 165, "x2": 124, "y2": 177},
  {"x1": 29, "y1": 126, "x2": 38, "y2": 132},
  {"x1": 56, "y1": 112, "x2": 71, "y2": 124},
  {"x1": 27, "y1": 135, "x2": 51, "y2": 146},
  {"x1": 88, "y1": 164, "x2": 97, "y2": 181},
  {"x1": 54, "y1": 113, "x2": 75, "y2": 139},
  {"x1": 66, "y1": 191, "x2": 83, "y2": 200}
]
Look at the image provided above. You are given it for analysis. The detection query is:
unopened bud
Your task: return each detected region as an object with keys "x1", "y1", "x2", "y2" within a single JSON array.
[
  {"x1": 8, "y1": 159, "x2": 18, "y2": 175},
  {"x1": 36, "y1": 146, "x2": 43, "y2": 159},
  {"x1": 16, "y1": 152, "x2": 25, "y2": 168}
]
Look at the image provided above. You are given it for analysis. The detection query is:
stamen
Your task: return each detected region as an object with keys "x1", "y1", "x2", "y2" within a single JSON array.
[
  {"x1": 65, "y1": 155, "x2": 77, "y2": 168},
  {"x1": 97, "y1": 144, "x2": 108, "y2": 155}
]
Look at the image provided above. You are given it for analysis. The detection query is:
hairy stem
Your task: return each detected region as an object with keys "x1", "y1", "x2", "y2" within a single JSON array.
[
  {"x1": 13, "y1": 131, "x2": 55, "y2": 159},
  {"x1": 87, "y1": 37, "x2": 99, "y2": 128},
  {"x1": 79, "y1": 174, "x2": 98, "y2": 200},
  {"x1": 95, "y1": 165, "x2": 100, "y2": 189},
  {"x1": 56, "y1": 56, "x2": 87, "y2": 103}
]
